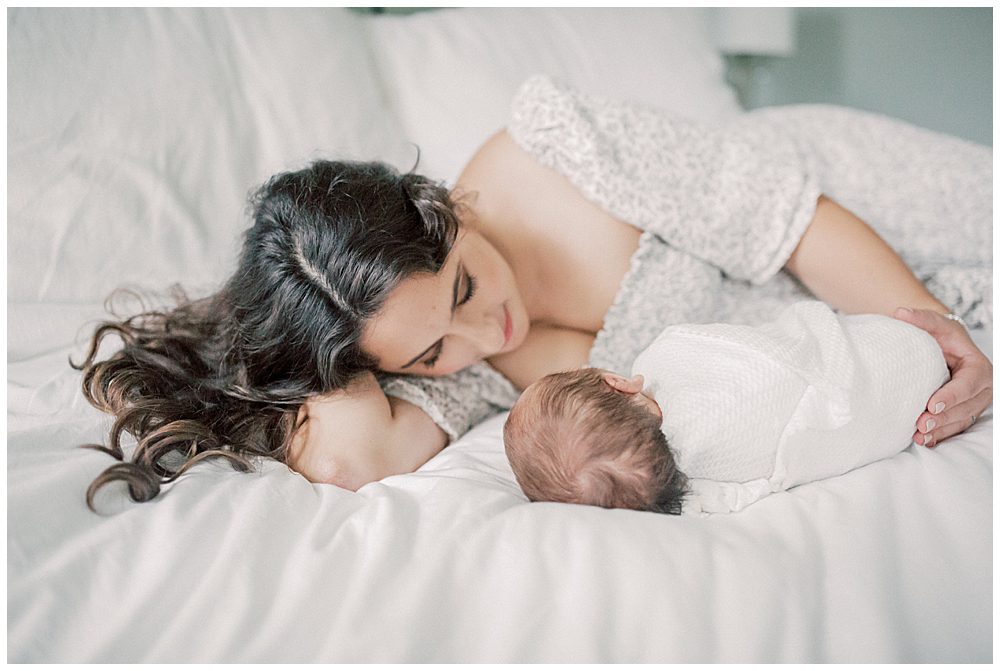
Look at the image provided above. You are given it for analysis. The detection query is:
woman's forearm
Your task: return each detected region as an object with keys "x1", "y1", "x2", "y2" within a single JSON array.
[
  {"x1": 783, "y1": 195, "x2": 950, "y2": 316},
  {"x1": 288, "y1": 371, "x2": 448, "y2": 490}
]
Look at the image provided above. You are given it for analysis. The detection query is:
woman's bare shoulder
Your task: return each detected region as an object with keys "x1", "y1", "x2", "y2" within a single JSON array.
[
  {"x1": 454, "y1": 128, "x2": 541, "y2": 202},
  {"x1": 455, "y1": 128, "x2": 626, "y2": 238},
  {"x1": 452, "y1": 128, "x2": 565, "y2": 252}
]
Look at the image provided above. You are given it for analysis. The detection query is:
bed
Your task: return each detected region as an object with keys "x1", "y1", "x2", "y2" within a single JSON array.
[{"x1": 7, "y1": 8, "x2": 992, "y2": 663}]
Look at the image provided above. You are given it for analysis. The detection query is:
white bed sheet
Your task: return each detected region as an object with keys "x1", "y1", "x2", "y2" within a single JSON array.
[
  {"x1": 7, "y1": 7, "x2": 993, "y2": 663},
  {"x1": 6, "y1": 303, "x2": 993, "y2": 662}
]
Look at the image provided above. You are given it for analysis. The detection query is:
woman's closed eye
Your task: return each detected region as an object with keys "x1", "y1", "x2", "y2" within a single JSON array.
[
  {"x1": 422, "y1": 345, "x2": 442, "y2": 369},
  {"x1": 423, "y1": 272, "x2": 478, "y2": 369},
  {"x1": 461, "y1": 272, "x2": 478, "y2": 306}
]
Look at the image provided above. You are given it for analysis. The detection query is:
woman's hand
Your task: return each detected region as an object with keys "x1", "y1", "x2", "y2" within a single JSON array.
[
  {"x1": 784, "y1": 195, "x2": 992, "y2": 447},
  {"x1": 892, "y1": 307, "x2": 993, "y2": 447}
]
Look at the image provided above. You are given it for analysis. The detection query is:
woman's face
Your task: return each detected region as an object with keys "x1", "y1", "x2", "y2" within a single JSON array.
[{"x1": 362, "y1": 228, "x2": 529, "y2": 377}]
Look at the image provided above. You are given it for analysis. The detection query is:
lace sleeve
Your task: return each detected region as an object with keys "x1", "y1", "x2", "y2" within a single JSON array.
[
  {"x1": 377, "y1": 361, "x2": 521, "y2": 442},
  {"x1": 508, "y1": 74, "x2": 822, "y2": 285}
]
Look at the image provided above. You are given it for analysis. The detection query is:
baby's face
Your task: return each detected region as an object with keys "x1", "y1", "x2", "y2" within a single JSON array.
[{"x1": 598, "y1": 370, "x2": 663, "y2": 419}]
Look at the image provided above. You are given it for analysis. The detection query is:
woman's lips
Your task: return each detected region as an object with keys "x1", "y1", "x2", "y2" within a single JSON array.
[{"x1": 503, "y1": 304, "x2": 513, "y2": 346}]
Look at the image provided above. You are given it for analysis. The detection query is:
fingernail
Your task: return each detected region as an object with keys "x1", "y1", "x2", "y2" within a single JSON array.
[
  {"x1": 934, "y1": 402, "x2": 945, "y2": 414},
  {"x1": 926, "y1": 419, "x2": 936, "y2": 431},
  {"x1": 923, "y1": 434, "x2": 934, "y2": 447}
]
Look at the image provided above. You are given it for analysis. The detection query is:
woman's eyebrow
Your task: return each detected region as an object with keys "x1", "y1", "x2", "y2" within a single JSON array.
[{"x1": 400, "y1": 261, "x2": 462, "y2": 369}]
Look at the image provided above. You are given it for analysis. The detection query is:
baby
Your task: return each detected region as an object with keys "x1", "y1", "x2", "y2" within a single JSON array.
[{"x1": 503, "y1": 301, "x2": 949, "y2": 515}]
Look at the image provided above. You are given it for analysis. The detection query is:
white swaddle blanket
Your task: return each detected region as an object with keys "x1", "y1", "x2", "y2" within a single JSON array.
[{"x1": 631, "y1": 301, "x2": 949, "y2": 515}]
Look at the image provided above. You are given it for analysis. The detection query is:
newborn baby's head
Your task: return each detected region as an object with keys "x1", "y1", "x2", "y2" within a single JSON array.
[{"x1": 503, "y1": 368, "x2": 688, "y2": 514}]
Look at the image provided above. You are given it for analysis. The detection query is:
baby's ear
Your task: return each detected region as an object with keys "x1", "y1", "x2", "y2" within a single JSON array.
[{"x1": 602, "y1": 372, "x2": 644, "y2": 394}]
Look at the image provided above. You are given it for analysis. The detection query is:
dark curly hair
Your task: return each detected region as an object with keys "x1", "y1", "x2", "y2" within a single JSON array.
[{"x1": 71, "y1": 159, "x2": 463, "y2": 511}]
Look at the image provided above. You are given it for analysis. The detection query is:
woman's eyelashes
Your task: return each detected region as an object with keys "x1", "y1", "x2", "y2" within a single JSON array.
[
  {"x1": 422, "y1": 346, "x2": 442, "y2": 369},
  {"x1": 462, "y1": 272, "x2": 478, "y2": 305},
  {"x1": 423, "y1": 272, "x2": 478, "y2": 369}
]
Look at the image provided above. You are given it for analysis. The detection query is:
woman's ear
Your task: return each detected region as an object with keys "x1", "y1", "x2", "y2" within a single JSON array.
[{"x1": 601, "y1": 372, "x2": 644, "y2": 394}]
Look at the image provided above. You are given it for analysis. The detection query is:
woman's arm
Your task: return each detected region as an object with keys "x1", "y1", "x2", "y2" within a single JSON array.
[
  {"x1": 286, "y1": 371, "x2": 448, "y2": 490},
  {"x1": 783, "y1": 195, "x2": 949, "y2": 315},
  {"x1": 784, "y1": 195, "x2": 993, "y2": 447}
]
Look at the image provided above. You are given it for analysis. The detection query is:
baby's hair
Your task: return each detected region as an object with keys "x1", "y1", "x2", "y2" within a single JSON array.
[{"x1": 503, "y1": 368, "x2": 687, "y2": 514}]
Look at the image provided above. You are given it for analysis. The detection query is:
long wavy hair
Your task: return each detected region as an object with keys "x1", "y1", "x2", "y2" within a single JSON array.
[{"x1": 72, "y1": 159, "x2": 462, "y2": 511}]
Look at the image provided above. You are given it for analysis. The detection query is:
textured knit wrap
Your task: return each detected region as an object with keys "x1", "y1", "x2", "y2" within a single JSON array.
[{"x1": 632, "y1": 301, "x2": 949, "y2": 514}]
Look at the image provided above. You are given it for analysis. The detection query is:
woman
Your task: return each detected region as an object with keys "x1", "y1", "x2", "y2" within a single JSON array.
[{"x1": 77, "y1": 76, "x2": 992, "y2": 505}]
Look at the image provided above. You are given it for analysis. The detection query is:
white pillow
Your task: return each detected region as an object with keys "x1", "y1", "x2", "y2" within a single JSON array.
[
  {"x1": 365, "y1": 7, "x2": 742, "y2": 183},
  {"x1": 8, "y1": 8, "x2": 410, "y2": 303}
]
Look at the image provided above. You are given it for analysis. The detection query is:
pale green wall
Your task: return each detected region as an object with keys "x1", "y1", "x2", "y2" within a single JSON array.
[{"x1": 754, "y1": 7, "x2": 992, "y2": 146}]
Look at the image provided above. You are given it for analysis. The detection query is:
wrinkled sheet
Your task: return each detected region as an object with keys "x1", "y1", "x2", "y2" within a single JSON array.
[
  {"x1": 7, "y1": 303, "x2": 993, "y2": 662},
  {"x1": 7, "y1": 7, "x2": 993, "y2": 664}
]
